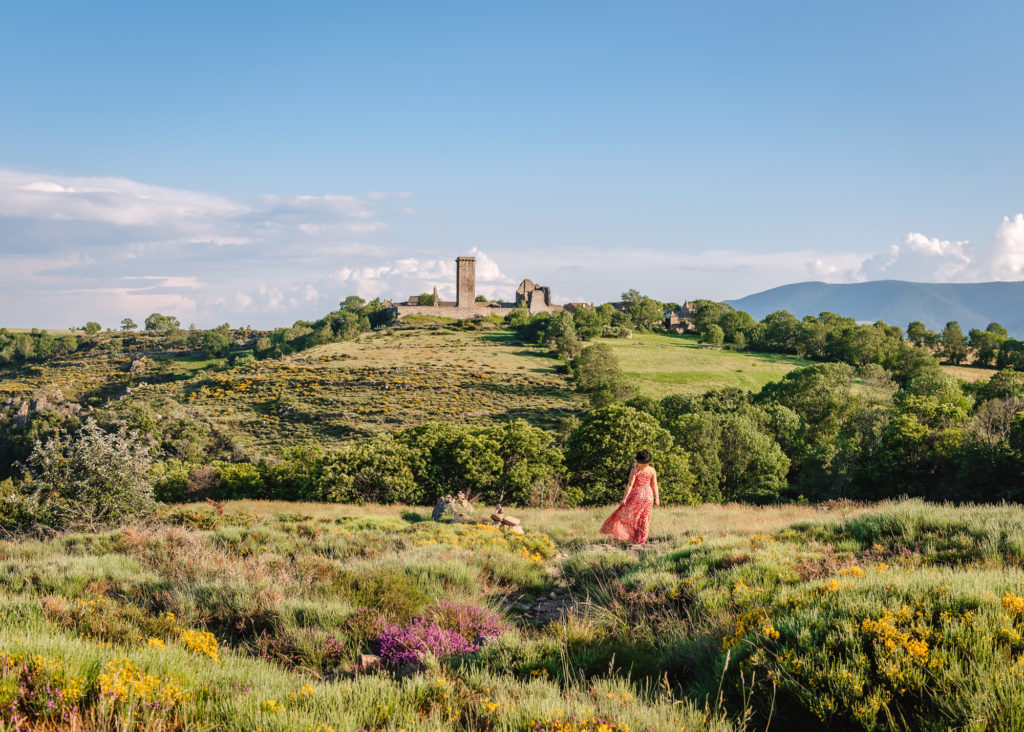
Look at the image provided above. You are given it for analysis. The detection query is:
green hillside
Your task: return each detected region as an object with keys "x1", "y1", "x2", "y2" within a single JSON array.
[{"x1": 0, "y1": 327, "x2": 811, "y2": 462}]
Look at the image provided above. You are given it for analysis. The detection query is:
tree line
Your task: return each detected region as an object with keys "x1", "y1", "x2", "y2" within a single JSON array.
[{"x1": 5, "y1": 352, "x2": 1024, "y2": 534}]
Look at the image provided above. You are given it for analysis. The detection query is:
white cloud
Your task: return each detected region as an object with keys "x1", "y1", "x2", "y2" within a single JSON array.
[
  {"x1": 0, "y1": 167, "x2": 416, "y2": 327},
  {"x1": 847, "y1": 214, "x2": 1024, "y2": 284},
  {"x1": 0, "y1": 169, "x2": 247, "y2": 228},
  {"x1": 4, "y1": 165, "x2": 1024, "y2": 329},
  {"x1": 856, "y1": 233, "x2": 973, "y2": 281},
  {"x1": 124, "y1": 275, "x2": 202, "y2": 289},
  {"x1": 983, "y1": 213, "x2": 1024, "y2": 280}
]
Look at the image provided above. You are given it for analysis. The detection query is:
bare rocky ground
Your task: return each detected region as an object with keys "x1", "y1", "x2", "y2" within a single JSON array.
[{"x1": 501, "y1": 555, "x2": 577, "y2": 625}]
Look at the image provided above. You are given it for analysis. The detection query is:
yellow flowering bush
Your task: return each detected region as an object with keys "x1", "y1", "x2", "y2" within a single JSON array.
[
  {"x1": 99, "y1": 658, "x2": 189, "y2": 708},
  {"x1": 177, "y1": 628, "x2": 220, "y2": 661},
  {"x1": 411, "y1": 522, "x2": 557, "y2": 561}
]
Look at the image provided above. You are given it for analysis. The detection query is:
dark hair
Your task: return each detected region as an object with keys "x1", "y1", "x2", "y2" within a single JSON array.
[{"x1": 635, "y1": 449, "x2": 653, "y2": 464}]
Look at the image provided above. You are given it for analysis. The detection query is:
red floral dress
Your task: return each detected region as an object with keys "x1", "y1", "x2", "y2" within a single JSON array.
[{"x1": 600, "y1": 468, "x2": 654, "y2": 545}]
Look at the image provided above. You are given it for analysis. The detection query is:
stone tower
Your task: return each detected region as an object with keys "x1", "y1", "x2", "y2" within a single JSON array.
[{"x1": 456, "y1": 256, "x2": 476, "y2": 308}]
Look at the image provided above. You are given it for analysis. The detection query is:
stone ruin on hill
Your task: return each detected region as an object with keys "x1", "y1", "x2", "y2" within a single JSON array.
[{"x1": 382, "y1": 256, "x2": 563, "y2": 321}]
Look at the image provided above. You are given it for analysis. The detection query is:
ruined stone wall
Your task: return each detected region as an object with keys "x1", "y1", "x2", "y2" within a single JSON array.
[{"x1": 395, "y1": 305, "x2": 514, "y2": 319}]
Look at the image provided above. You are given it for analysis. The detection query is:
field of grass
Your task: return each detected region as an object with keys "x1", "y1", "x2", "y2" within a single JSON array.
[
  {"x1": 940, "y1": 363, "x2": 1001, "y2": 383},
  {"x1": 5, "y1": 499, "x2": 1024, "y2": 730},
  {"x1": 601, "y1": 333, "x2": 812, "y2": 399}
]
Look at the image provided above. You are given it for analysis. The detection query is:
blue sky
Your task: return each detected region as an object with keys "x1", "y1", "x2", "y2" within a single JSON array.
[{"x1": 2, "y1": 1, "x2": 1023, "y2": 328}]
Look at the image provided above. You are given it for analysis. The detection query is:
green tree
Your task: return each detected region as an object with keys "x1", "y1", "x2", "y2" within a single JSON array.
[
  {"x1": 969, "y1": 327, "x2": 1004, "y2": 367},
  {"x1": 83, "y1": 321, "x2": 101, "y2": 335},
  {"x1": 395, "y1": 423, "x2": 497, "y2": 502},
  {"x1": 482, "y1": 419, "x2": 564, "y2": 505},
  {"x1": 475, "y1": 294, "x2": 489, "y2": 303},
  {"x1": 759, "y1": 310, "x2": 801, "y2": 353},
  {"x1": 571, "y1": 343, "x2": 622, "y2": 392},
  {"x1": 901, "y1": 369, "x2": 973, "y2": 412},
  {"x1": 595, "y1": 303, "x2": 616, "y2": 326},
  {"x1": 202, "y1": 325, "x2": 233, "y2": 357},
  {"x1": 986, "y1": 322, "x2": 1009, "y2": 339},
  {"x1": 341, "y1": 295, "x2": 367, "y2": 312},
  {"x1": 670, "y1": 411, "x2": 789, "y2": 502},
  {"x1": 997, "y1": 340, "x2": 1024, "y2": 371},
  {"x1": 570, "y1": 344, "x2": 637, "y2": 406},
  {"x1": 620, "y1": 290, "x2": 664, "y2": 331},
  {"x1": 719, "y1": 309, "x2": 756, "y2": 343},
  {"x1": 690, "y1": 300, "x2": 730, "y2": 334},
  {"x1": 56, "y1": 335, "x2": 79, "y2": 357},
  {"x1": 701, "y1": 324, "x2": 725, "y2": 346},
  {"x1": 564, "y1": 405, "x2": 694, "y2": 505},
  {"x1": 144, "y1": 313, "x2": 181, "y2": 333},
  {"x1": 940, "y1": 321, "x2": 968, "y2": 365},
  {"x1": 35, "y1": 333, "x2": 56, "y2": 359},
  {"x1": 120, "y1": 317, "x2": 137, "y2": 332},
  {"x1": 624, "y1": 395, "x2": 665, "y2": 421},
  {"x1": 978, "y1": 370, "x2": 1024, "y2": 403},
  {"x1": 572, "y1": 307, "x2": 602, "y2": 340},
  {"x1": 415, "y1": 292, "x2": 437, "y2": 306},
  {"x1": 13, "y1": 334, "x2": 33, "y2": 360},
  {"x1": 319, "y1": 433, "x2": 422, "y2": 504},
  {"x1": 756, "y1": 362, "x2": 859, "y2": 472},
  {"x1": 906, "y1": 321, "x2": 928, "y2": 347}
]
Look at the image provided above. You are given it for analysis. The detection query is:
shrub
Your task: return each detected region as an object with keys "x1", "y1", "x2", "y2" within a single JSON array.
[
  {"x1": 23, "y1": 419, "x2": 156, "y2": 531},
  {"x1": 600, "y1": 325, "x2": 632, "y2": 338},
  {"x1": 570, "y1": 344, "x2": 637, "y2": 407},
  {"x1": 701, "y1": 324, "x2": 725, "y2": 345},
  {"x1": 216, "y1": 462, "x2": 265, "y2": 499},
  {"x1": 376, "y1": 617, "x2": 478, "y2": 666},
  {"x1": 420, "y1": 602, "x2": 505, "y2": 643},
  {"x1": 319, "y1": 434, "x2": 421, "y2": 503}
]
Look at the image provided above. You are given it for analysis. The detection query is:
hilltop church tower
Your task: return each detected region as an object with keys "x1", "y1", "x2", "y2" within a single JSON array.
[{"x1": 456, "y1": 256, "x2": 476, "y2": 307}]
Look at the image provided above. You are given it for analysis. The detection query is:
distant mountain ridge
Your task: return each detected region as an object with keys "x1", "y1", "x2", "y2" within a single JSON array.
[{"x1": 725, "y1": 280, "x2": 1024, "y2": 337}]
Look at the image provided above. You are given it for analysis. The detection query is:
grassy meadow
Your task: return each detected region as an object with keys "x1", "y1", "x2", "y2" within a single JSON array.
[
  {"x1": 5, "y1": 499, "x2": 1024, "y2": 730},
  {"x1": 600, "y1": 334, "x2": 812, "y2": 399}
]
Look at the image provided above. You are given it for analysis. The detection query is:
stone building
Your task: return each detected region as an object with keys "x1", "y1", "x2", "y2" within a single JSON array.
[
  {"x1": 515, "y1": 279, "x2": 553, "y2": 310},
  {"x1": 384, "y1": 256, "x2": 563, "y2": 320},
  {"x1": 665, "y1": 301, "x2": 696, "y2": 333},
  {"x1": 456, "y1": 256, "x2": 476, "y2": 307}
]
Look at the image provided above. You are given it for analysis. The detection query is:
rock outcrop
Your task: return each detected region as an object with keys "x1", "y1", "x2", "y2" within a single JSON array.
[{"x1": 432, "y1": 491, "x2": 475, "y2": 523}]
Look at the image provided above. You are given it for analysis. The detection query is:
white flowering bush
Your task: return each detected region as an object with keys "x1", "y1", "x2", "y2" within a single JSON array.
[{"x1": 25, "y1": 418, "x2": 156, "y2": 531}]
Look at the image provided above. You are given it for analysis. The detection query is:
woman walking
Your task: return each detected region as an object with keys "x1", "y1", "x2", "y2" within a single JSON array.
[{"x1": 600, "y1": 449, "x2": 660, "y2": 546}]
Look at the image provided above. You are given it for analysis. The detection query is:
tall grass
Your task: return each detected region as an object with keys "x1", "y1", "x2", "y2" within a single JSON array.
[{"x1": 4, "y1": 499, "x2": 1024, "y2": 729}]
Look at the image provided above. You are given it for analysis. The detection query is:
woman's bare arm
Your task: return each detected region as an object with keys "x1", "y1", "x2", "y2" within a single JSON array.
[
  {"x1": 652, "y1": 469, "x2": 660, "y2": 506},
  {"x1": 621, "y1": 465, "x2": 637, "y2": 505}
]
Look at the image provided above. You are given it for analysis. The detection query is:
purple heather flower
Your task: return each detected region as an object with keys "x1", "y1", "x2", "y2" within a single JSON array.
[
  {"x1": 375, "y1": 617, "x2": 480, "y2": 666},
  {"x1": 421, "y1": 602, "x2": 505, "y2": 644}
]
